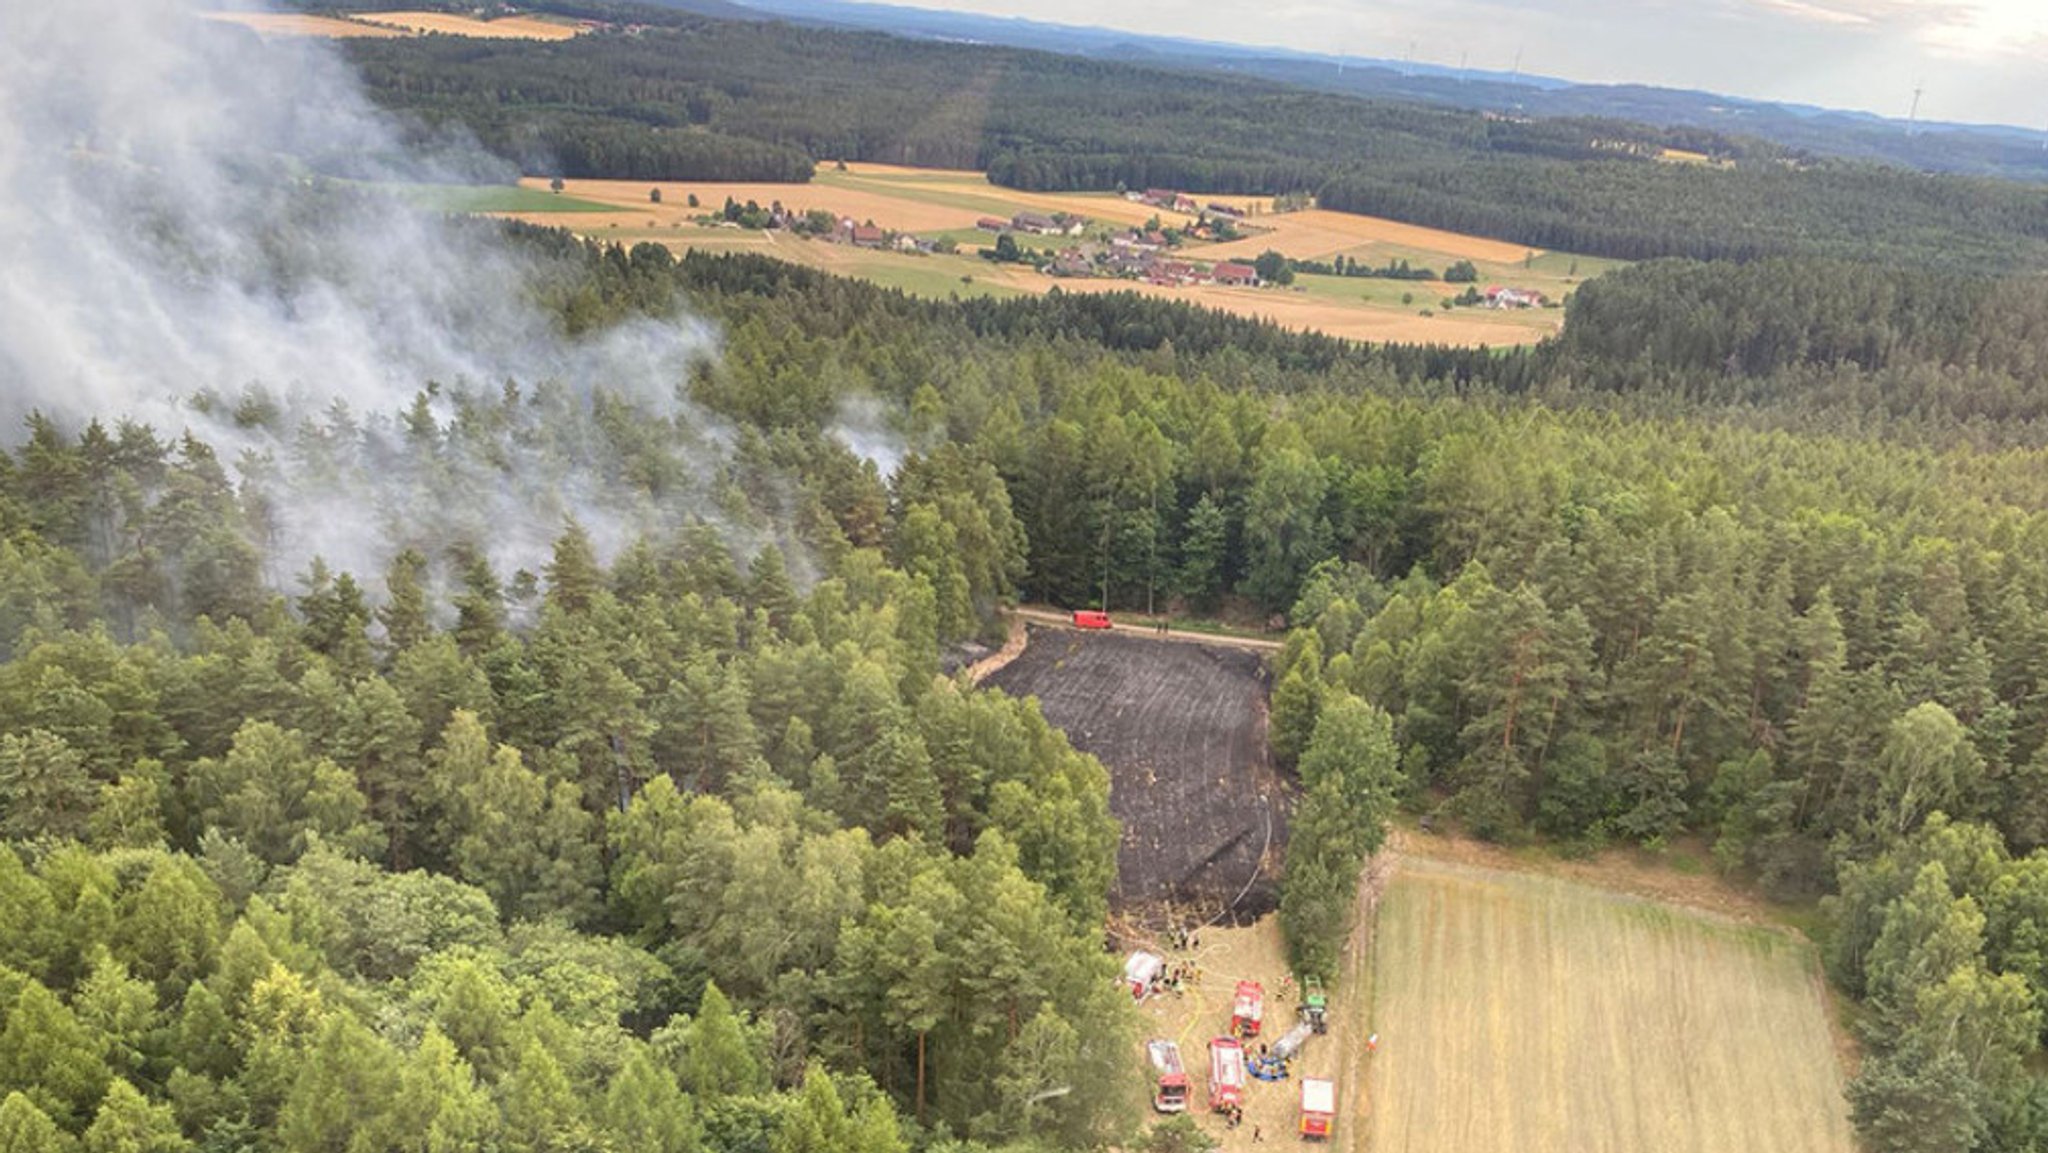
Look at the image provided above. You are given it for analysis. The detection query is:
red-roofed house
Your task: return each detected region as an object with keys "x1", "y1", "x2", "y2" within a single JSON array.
[{"x1": 1212, "y1": 262, "x2": 1258, "y2": 286}]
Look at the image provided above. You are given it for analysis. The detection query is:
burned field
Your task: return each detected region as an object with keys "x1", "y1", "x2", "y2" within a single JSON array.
[{"x1": 985, "y1": 625, "x2": 1282, "y2": 924}]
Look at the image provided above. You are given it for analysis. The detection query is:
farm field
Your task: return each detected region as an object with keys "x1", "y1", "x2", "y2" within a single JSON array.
[
  {"x1": 201, "y1": 9, "x2": 581, "y2": 40},
  {"x1": 1365, "y1": 853, "x2": 1856, "y2": 1153},
  {"x1": 482, "y1": 164, "x2": 1604, "y2": 345},
  {"x1": 394, "y1": 184, "x2": 615, "y2": 214},
  {"x1": 354, "y1": 11, "x2": 579, "y2": 39},
  {"x1": 198, "y1": 11, "x2": 407, "y2": 38},
  {"x1": 983, "y1": 625, "x2": 1281, "y2": 924}
]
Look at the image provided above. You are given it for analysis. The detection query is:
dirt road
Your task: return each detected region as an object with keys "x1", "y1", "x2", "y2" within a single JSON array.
[{"x1": 1012, "y1": 606, "x2": 1282, "y2": 652}]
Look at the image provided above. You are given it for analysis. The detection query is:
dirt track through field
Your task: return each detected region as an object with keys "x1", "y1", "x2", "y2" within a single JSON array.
[
  {"x1": 1366, "y1": 855, "x2": 1856, "y2": 1153},
  {"x1": 985, "y1": 625, "x2": 1281, "y2": 924}
]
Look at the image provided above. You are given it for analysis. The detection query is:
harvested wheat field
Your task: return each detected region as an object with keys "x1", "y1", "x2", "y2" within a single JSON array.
[
  {"x1": 354, "y1": 11, "x2": 580, "y2": 39},
  {"x1": 1367, "y1": 855, "x2": 1855, "y2": 1153},
  {"x1": 199, "y1": 11, "x2": 408, "y2": 38},
  {"x1": 835, "y1": 164, "x2": 1180, "y2": 228},
  {"x1": 976, "y1": 271, "x2": 1560, "y2": 345},
  {"x1": 1199, "y1": 208, "x2": 1535, "y2": 265},
  {"x1": 511, "y1": 176, "x2": 990, "y2": 233}
]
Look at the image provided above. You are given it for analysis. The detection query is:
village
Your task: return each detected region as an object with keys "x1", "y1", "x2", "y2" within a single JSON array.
[
  {"x1": 816, "y1": 185, "x2": 1554, "y2": 304},
  {"x1": 501, "y1": 165, "x2": 1587, "y2": 344}
]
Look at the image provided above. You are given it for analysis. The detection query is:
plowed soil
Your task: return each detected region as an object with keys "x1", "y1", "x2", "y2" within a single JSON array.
[{"x1": 985, "y1": 625, "x2": 1282, "y2": 925}]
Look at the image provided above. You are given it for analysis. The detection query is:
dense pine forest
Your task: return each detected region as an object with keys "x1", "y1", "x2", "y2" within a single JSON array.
[
  {"x1": 15, "y1": 3, "x2": 2048, "y2": 1148},
  {"x1": 7, "y1": 225, "x2": 2048, "y2": 1147},
  {"x1": 320, "y1": 9, "x2": 2048, "y2": 270}
]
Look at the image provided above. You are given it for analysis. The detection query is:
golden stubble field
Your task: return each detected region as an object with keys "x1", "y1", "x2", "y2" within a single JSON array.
[
  {"x1": 1366, "y1": 854, "x2": 1856, "y2": 1153},
  {"x1": 202, "y1": 10, "x2": 580, "y2": 40},
  {"x1": 199, "y1": 11, "x2": 408, "y2": 38}
]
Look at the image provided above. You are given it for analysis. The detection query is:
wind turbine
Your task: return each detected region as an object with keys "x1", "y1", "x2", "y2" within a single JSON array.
[{"x1": 1907, "y1": 80, "x2": 1924, "y2": 135}]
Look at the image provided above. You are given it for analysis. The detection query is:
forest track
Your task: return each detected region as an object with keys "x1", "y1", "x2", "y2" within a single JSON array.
[{"x1": 1012, "y1": 606, "x2": 1283, "y2": 651}]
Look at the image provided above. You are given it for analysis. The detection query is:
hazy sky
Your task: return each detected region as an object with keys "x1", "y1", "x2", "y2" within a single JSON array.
[{"x1": 888, "y1": 0, "x2": 2048, "y2": 127}]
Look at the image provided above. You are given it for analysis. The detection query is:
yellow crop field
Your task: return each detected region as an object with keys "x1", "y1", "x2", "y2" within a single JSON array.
[
  {"x1": 199, "y1": 11, "x2": 408, "y2": 38},
  {"x1": 354, "y1": 11, "x2": 581, "y2": 40},
  {"x1": 1365, "y1": 855, "x2": 1856, "y2": 1153},
  {"x1": 202, "y1": 10, "x2": 581, "y2": 41},
  {"x1": 1198, "y1": 207, "x2": 1535, "y2": 265}
]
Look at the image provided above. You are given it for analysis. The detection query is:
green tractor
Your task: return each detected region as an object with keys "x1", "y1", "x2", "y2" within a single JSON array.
[{"x1": 1301, "y1": 976, "x2": 1328, "y2": 1035}]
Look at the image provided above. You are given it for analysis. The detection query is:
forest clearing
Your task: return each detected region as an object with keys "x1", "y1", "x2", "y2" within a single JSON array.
[
  {"x1": 201, "y1": 9, "x2": 581, "y2": 40},
  {"x1": 487, "y1": 165, "x2": 1596, "y2": 345},
  {"x1": 1365, "y1": 853, "x2": 1857, "y2": 1153},
  {"x1": 1128, "y1": 915, "x2": 1343, "y2": 1150},
  {"x1": 983, "y1": 624, "x2": 1283, "y2": 924}
]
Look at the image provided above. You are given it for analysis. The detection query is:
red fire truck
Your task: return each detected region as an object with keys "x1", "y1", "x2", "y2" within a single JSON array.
[
  {"x1": 1207, "y1": 1037, "x2": 1245, "y2": 1114},
  {"x1": 1147, "y1": 1040, "x2": 1189, "y2": 1113},
  {"x1": 1300, "y1": 1077, "x2": 1336, "y2": 1140},
  {"x1": 1231, "y1": 980, "x2": 1266, "y2": 1038}
]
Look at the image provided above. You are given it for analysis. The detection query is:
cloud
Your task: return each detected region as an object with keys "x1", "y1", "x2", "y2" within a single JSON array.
[{"x1": 1743, "y1": 0, "x2": 1875, "y2": 26}]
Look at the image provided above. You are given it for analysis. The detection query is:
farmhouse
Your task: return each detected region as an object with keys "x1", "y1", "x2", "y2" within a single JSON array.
[
  {"x1": 1012, "y1": 212, "x2": 1062, "y2": 235},
  {"x1": 1111, "y1": 230, "x2": 1163, "y2": 254},
  {"x1": 1484, "y1": 286, "x2": 1546, "y2": 309},
  {"x1": 1050, "y1": 250, "x2": 1096, "y2": 278},
  {"x1": 1207, "y1": 202, "x2": 1245, "y2": 219},
  {"x1": 976, "y1": 216, "x2": 1010, "y2": 232},
  {"x1": 1140, "y1": 189, "x2": 1201, "y2": 214},
  {"x1": 1212, "y1": 262, "x2": 1259, "y2": 286},
  {"x1": 848, "y1": 223, "x2": 885, "y2": 248}
]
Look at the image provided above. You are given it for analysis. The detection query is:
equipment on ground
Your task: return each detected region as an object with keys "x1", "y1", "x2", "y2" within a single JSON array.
[
  {"x1": 1300, "y1": 1077, "x2": 1336, "y2": 1140},
  {"x1": 1122, "y1": 951, "x2": 1165, "y2": 1000},
  {"x1": 1270, "y1": 1018, "x2": 1315, "y2": 1063},
  {"x1": 1073, "y1": 610, "x2": 1112, "y2": 629},
  {"x1": 1301, "y1": 976, "x2": 1328, "y2": 1034},
  {"x1": 1232, "y1": 979, "x2": 1265, "y2": 1037},
  {"x1": 1207, "y1": 1037, "x2": 1245, "y2": 1113},
  {"x1": 1146, "y1": 1040, "x2": 1189, "y2": 1113}
]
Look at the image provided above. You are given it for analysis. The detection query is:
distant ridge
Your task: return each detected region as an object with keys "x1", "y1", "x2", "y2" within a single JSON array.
[{"x1": 712, "y1": 0, "x2": 2048, "y2": 180}]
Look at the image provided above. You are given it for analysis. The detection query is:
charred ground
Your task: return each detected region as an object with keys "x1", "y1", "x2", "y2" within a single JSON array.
[{"x1": 986, "y1": 624, "x2": 1283, "y2": 926}]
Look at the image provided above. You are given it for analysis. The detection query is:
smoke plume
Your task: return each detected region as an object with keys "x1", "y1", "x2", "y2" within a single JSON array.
[{"x1": 0, "y1": 0, "x2": 735, "y2": 593}]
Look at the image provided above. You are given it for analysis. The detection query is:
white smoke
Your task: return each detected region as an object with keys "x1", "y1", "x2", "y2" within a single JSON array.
[
  {"x1": 829, "y1": 394, "x2": 909, "y2": 479},
  {"x1": 0, "y1": 0, "x2": 736, "y2": 593}
]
